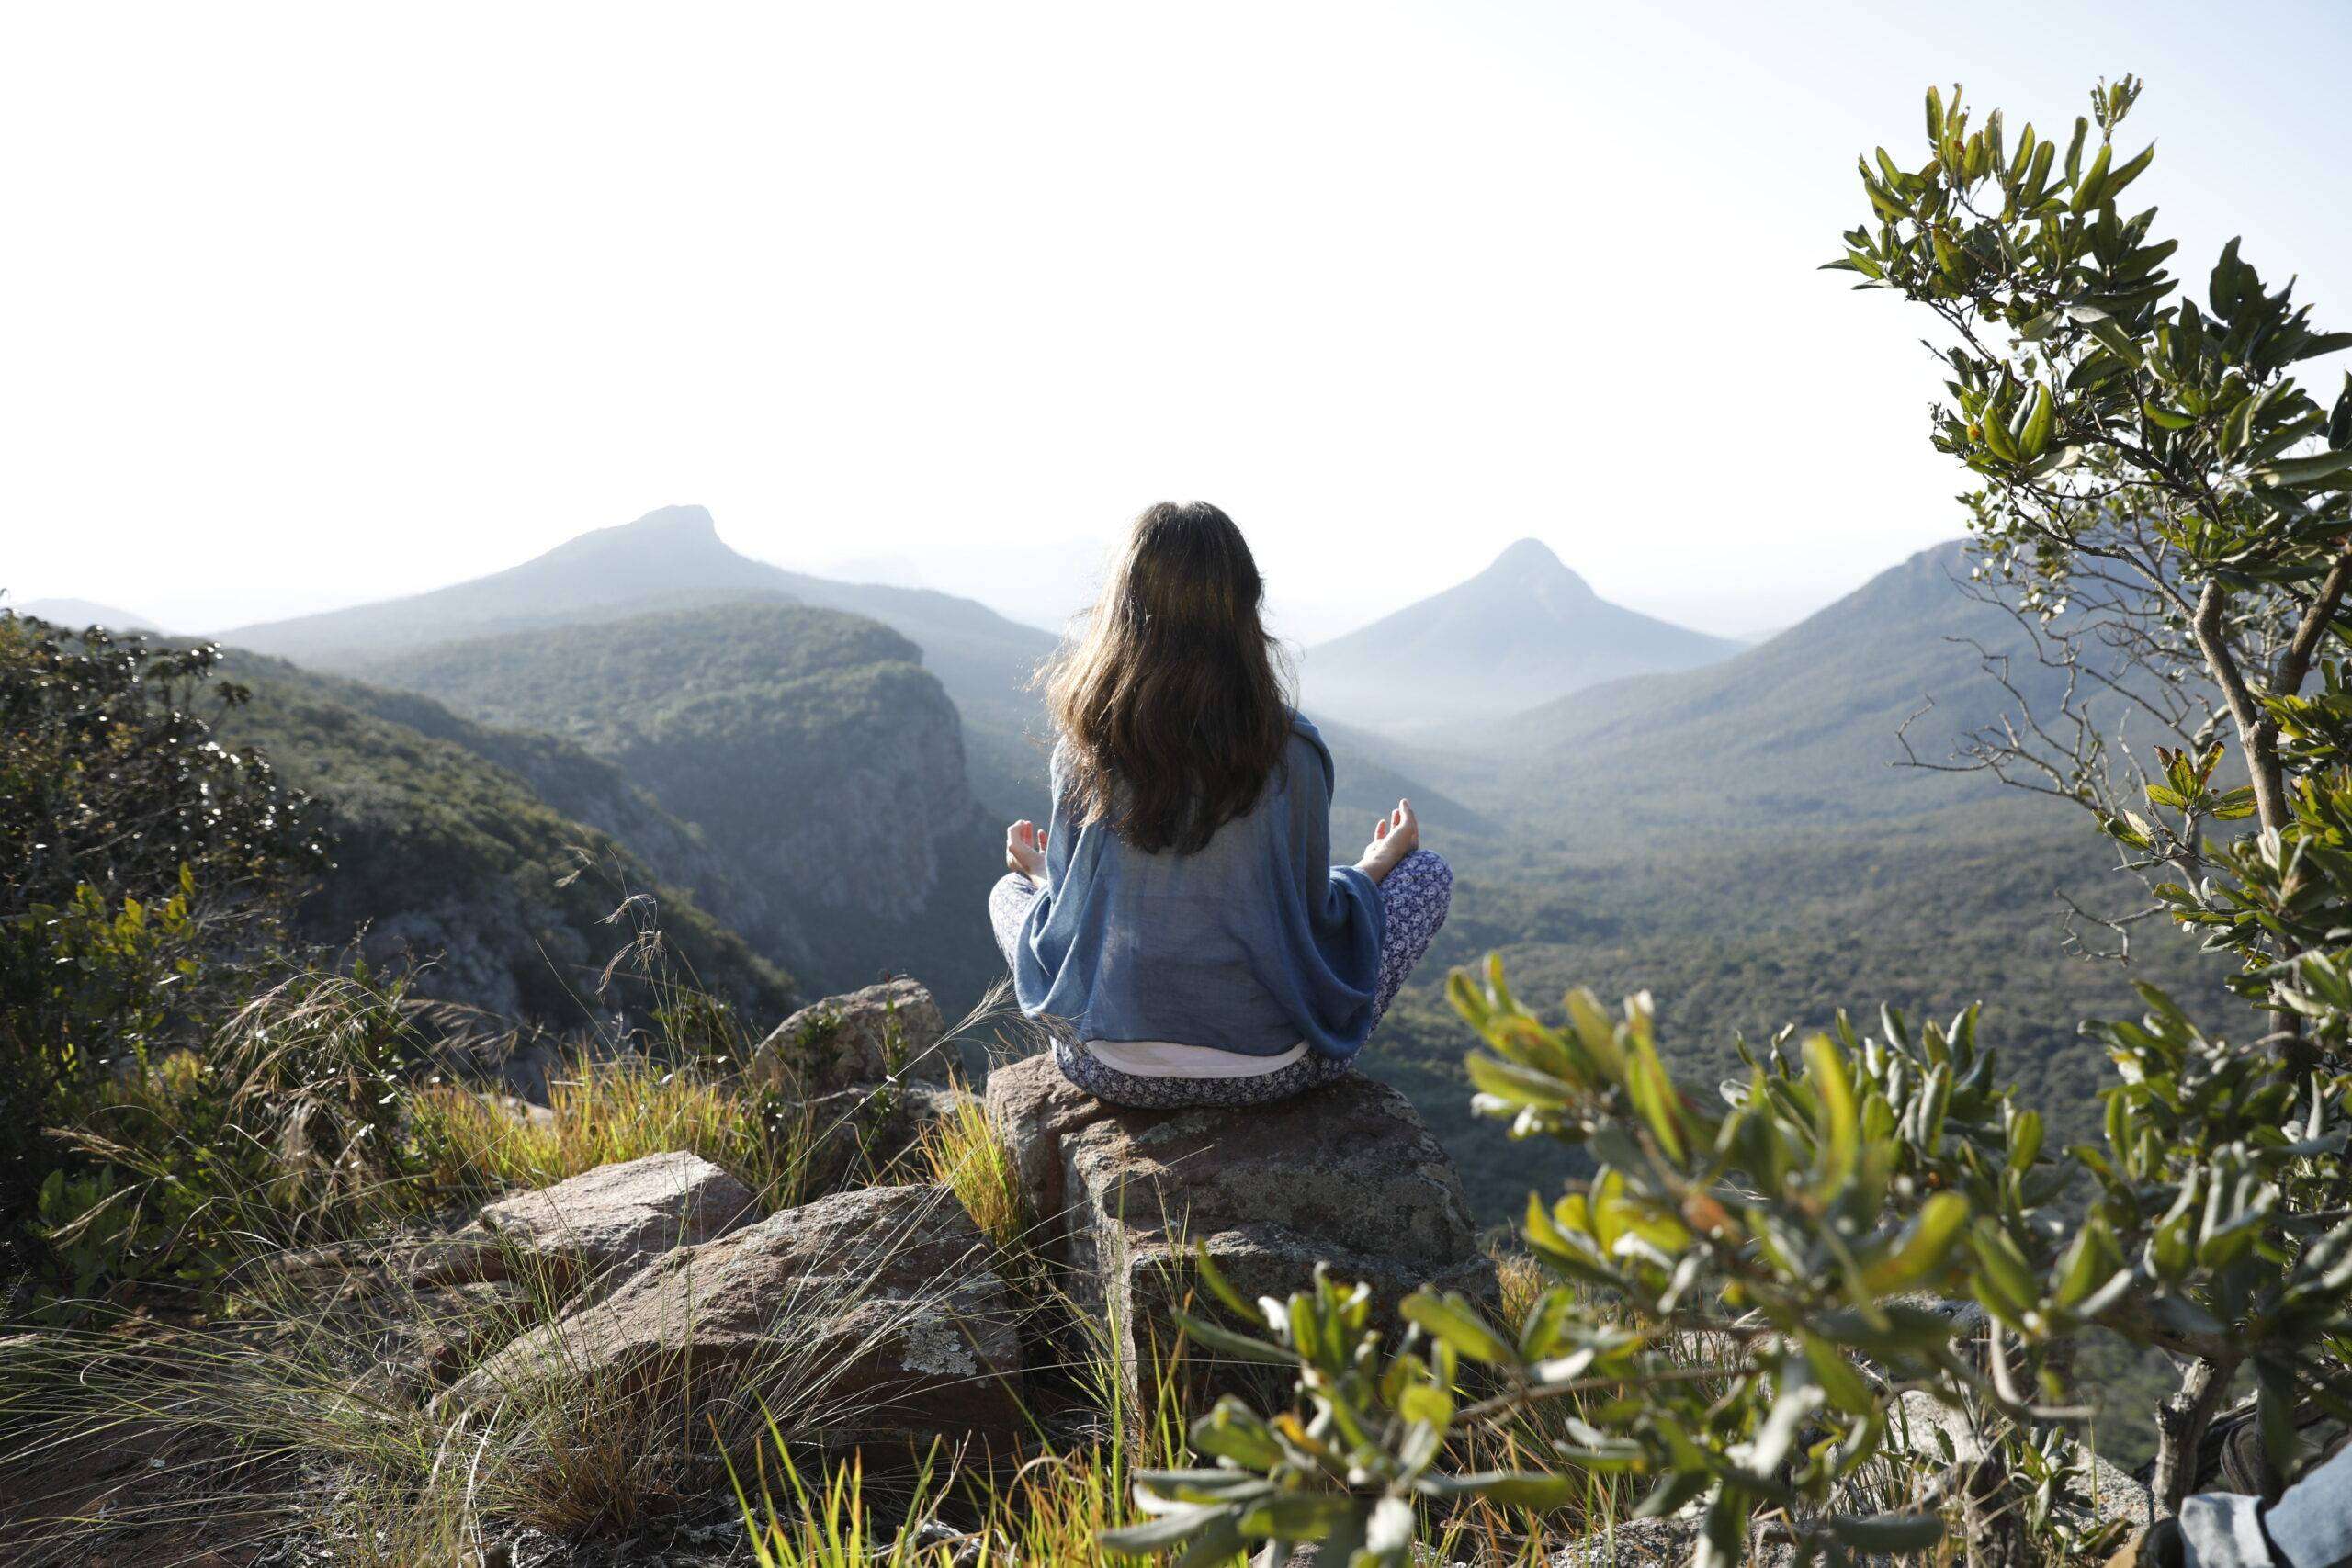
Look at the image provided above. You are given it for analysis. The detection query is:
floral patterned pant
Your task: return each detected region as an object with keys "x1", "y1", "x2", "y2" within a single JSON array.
[{"x1": 987, "y1": 850, "x2": 1452, "y2": 1109}]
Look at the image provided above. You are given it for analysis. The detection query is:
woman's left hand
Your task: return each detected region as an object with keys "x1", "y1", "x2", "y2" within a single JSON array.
[{"x1": 1006, "y1": 819, "x2": 1049, "y2": 886}]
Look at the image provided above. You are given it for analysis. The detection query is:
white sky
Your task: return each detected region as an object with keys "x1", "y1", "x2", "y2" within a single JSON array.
[{"x1": 5, "y1": 1, "x2": 2347, "y2": 643}]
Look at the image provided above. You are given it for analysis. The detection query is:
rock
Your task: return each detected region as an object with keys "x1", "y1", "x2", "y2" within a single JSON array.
[
  {"x1": 985, "y1": 1053, "x2": 1494, "y2": 1409},
  {"x1": 1888, "y1": 1391, "x2": 2150, "y2": 1532},
  {"x1": 444, "y1": 1184, "x2": 1024, "y2": 1453},
  {"x1": 1546, "y1": 1517, "x2": 1701, "y2": 1567},
  {"x1": 752, "y1": 978, "x2": 955, "y2": 1096},
  {"x1": 411, "y1": 1151, "x2": 758, "y2": 1293},
  {"x1": 800, "y1": 1078, "x2": 981, "y2": 1193}
]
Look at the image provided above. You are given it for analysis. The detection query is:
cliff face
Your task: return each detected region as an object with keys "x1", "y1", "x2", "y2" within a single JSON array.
[
  {"x1": 211, "y1": 655, "x2": 797, "y2": 1024},
  {"x1": 369, "y1": 601, "x2": 1004, "y2": 1007}
]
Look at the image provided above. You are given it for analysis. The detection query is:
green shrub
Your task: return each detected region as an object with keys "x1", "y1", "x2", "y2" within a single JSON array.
[{"x1": 41, "y1": 965, "x2": 421, "y2": 1297}]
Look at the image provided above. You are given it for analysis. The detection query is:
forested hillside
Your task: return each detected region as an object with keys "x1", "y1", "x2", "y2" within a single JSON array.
[
  {"x1": 224, "y1": 504, "x2": 1064, "y2": 818},
  {"x1": 1351, "y1": 539, "x2": 2242, "y2": 1218},
  {"x1": 210, "y1": 655, "x2": 795, "y2": 1024},
  {"x1": 366, "y1": 601, "x2": 1006, "y2": 1008},
  {"x1": 1484, "y1": 539, "x2": 2063, "y2": 836}
]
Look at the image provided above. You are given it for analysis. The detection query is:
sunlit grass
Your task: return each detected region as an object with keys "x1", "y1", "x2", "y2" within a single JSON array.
[
  {"x1": 922, "y1": 1083, "x2": 1025, "y2": 1252},
  {"x1": 735, "y1": 1301, "x2": 1199, "y2": 1568},
  {"x1": 408, "y1": 1047, "x2": 813, "y2": 1208}
]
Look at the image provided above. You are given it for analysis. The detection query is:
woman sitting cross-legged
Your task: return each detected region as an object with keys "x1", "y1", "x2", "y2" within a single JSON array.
[{"x1": 987, "y1": 499, "x2": 1451, "y2": 1111}]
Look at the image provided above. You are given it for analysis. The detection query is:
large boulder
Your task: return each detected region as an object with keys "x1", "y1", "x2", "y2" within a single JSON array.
[
  {"x1": 444, "y1": 1184, "x2": 1024, "y2": 1453},
  {"x1": 985, "y1": 1054, "x2": 1493, "y2": 1407},
  {"x1": 751, "y1": 978, "x2": 955, "y2": 1096},
  {"x1": 410, "y1": 1150, "x2": 758, "y2": 1294}
]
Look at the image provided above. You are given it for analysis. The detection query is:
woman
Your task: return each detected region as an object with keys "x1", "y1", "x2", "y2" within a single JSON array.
[{"x1": 987, "y1": 500, "x2": 1451, "y2": 1110}]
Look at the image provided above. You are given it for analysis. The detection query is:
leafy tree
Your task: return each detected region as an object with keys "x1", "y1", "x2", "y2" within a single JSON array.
[
  {"x1": 1827, "y1": 72, "x2": 2352, "y2": 1500},
  {"x1": 1106, "y1": 80, "x2": 2352, "y2": 1566},
  {"x1": 1, "y1": 615, "x2": 326, "y2": 1239}
]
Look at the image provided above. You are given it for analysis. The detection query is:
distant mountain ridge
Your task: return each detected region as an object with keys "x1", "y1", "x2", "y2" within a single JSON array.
[
  {"x1": 1472, "y1": 538, "x2": 2078, "y2": 843},
  {"x1": 222, "y1": 502, "x2": 1474, "y2": 830},
  {"x1": 14, "y1": 597, "x2": 163, "y2": 632},
  {"x1": 1301, "y1": 538, "x2": 1739, "y2": 736},
  {"x1": 223, "y1": 503, "x2": 1060, "y2": 817}
]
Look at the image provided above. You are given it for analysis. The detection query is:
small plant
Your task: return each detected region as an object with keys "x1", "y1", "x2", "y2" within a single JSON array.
[
  {"x1": 38, "y1": 963, "x2": 422, "y2": 1297},
  {"x1": 922, "y1": 1085, "x2": 1026, "y2": 1257}
]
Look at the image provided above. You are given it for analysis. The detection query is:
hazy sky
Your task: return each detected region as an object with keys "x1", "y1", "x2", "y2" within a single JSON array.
[{"x1": 6, "y1": 2, "x2": 2347, "y2": 643}]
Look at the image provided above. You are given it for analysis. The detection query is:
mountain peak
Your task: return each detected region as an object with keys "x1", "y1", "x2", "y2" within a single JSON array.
[
  {"x1": 618, "y1": 503, "x2": 718, "y2": 537},
  {"x1": 1483, "y1": 537, "x2": 1591, "y2": 596},
  {"x1": 541, "y1": 504, "x2": 733, "y2": 568}
]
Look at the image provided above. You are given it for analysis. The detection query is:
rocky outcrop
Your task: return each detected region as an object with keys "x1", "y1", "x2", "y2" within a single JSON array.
[
  {"x1": 747, "y1": 979, "x2": 979, "y2": 1191},
  {"x1": 984, "y1": 1054, "x2": 1493, "y2": 1407},
  {"x1": 410, "y1": 1151, "x2": 758, "y2": 1294},
  {"x1": 752, "y1": 977, "x2": 956, "y2": 1094},
  {"x1": 445, "y1": 1184, "x2": 1024, "y2": 1452}
]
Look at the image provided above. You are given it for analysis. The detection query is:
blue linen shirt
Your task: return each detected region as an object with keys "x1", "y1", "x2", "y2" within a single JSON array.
[{"x1": 1008, "y1": 715, "x2": 1385, "y2": 1061}]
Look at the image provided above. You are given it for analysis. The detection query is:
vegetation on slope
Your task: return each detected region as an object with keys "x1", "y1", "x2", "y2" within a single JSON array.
[
  {"x1": 213, "y1": 657, "x2": 793, "y2": 1024},
  {"x1": 370, "y1": 600, "x2": 1007, "y2": 1009}
]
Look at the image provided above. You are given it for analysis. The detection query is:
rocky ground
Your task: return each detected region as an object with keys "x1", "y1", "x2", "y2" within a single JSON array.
[{"x1": 0, "y1": 977, "x2": 2160, "y2": 1566}]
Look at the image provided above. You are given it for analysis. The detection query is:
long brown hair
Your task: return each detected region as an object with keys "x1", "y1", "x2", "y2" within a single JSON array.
[{"x1": 1043, "y1": 501, "x2": 1293, "y2": 854}]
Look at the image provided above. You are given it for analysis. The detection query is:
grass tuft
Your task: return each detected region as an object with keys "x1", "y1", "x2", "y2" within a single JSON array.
[{"x1": 409, "y1": 1048, "x2": 812, "y2": 1208}]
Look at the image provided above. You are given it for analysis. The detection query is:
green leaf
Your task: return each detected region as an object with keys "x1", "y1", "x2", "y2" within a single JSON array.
[
  {"x1": 1191, "y1": 1398, "x2": 1287, "y2": 1471},
  {"x1": 1419, "y1": 1471, "x2": 1588, "y2": 1509},
  {"x1": 1102, "y1": 1503, "x2": 1227, "y2": 1556},
  {"x1": 1804, "y1": 1032, "x2": 1860, "y2": 1201},
  {"x1": 1192, "y1": 1240, "x2": 1255, "y2": 1319},
  {"x1": 2101, "y1": 141, "x2": 2154, "y2": 202},
  {"x1": 1235, "y1": 1492, "x2": 1361, "y2": 1540},
  {"x1": 2072, "y1": 141, "x2": 2113, "y2": 212},
  {"x1": 1170, "y1": 1309, "x2": 1296, "y2": 1365},
  {"x1": 1830, "y1": 1512, "x2": 1945, "y2": 1551},
  {"x1": 1402, "y1": 1291, "x2": 1518, "y2": 1366},
  {"x1": 2018, "y1": 383, "x2": 2055, "y2": 458},
  {"x1": 1861, "y1": 1191, "x2": 1970, "y2": 1293},
  {"x1": 1626, "y1": 1039, "x2": 1688, "y2": 1164},
  {"x1": 2255, "y1": 448, "x2": 2352, "y2": 489},
  {"x1": 1802, "y1": 1333, "x2": 1876, "y2": 1415},
  {"x1": 1173, "y1": 1513, "x2": 1248, "y2": 1568},
  {"x1": 2007, "y1": 1108, "x2": 2044, "y2": 1172},
  {"x1": 1465, "y1": 1051, "x2": 1575, "y2": 1110},
  {"x1": 1969, "y1": 1218, "x2": 2041, "y2": 1321}
]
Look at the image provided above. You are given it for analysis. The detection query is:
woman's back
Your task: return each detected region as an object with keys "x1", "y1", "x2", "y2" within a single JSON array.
[{"x1": 1008, "y1": 714, "x2": 1383, "y2": 1057}]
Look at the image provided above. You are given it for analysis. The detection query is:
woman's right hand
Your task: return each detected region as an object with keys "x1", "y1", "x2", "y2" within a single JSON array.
[
  {"x1": 1354, "y1": 799, "x2": 1419, "y2": 884},
  {"x1": 1006, "y1": 819, "x2": 1049, "y2": 886}
]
